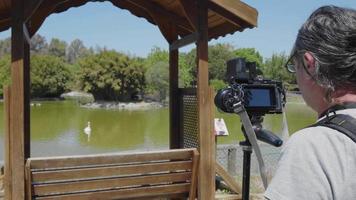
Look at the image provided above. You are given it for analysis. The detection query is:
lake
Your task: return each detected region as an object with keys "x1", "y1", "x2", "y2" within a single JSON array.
[{"x1": 0, "y1": 94, "x2": 317, "y2": 161}]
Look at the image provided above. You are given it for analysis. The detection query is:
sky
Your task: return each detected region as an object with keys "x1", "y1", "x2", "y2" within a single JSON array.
[{"x1": 0, "y1": 0, "x2": 355, "y2": 59}]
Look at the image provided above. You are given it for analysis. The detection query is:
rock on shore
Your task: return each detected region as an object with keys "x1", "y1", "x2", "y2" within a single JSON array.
[
  {"x1": 81, "y1": 101, "x2": 163, "y2": 110},
  {"x1": 60, "y1": 91, "x2": 94, "y2": 104}
]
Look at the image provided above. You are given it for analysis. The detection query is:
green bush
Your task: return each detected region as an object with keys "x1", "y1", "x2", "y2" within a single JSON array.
[
  {"x1": 145, "y1": 61, "x2": 169, "y2": 102},
  {"x1": 31, "y1": 55, "x2": 72, "y2": 98},
  {"x1": 0, "y1": 54, "x2": 10, "y2": 97},
  {"x1": 77, "y1": 50, "x2": 145, "y2": 101},
  {"x1": 210, "y1": 79, "x2": 227, "y2": 91}
]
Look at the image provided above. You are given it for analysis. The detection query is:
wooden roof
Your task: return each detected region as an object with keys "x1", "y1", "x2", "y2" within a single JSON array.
[{"x1": 0, "y1": 0, "x2": 258, "y2": 41}]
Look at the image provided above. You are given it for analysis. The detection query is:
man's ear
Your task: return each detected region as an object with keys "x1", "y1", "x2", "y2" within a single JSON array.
[{"x1": 303, "y1": 52, "x2": 316, "y2": 73}]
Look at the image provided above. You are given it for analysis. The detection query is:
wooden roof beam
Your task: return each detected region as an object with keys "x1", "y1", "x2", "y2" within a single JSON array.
[
  {"x1": 24, "y1": 0, "x2": 44, "y2": 22},
  {"x1": 0, "y1": 11, "x2": 8, "y2": 20},
  {"x1": 0, "y1": 0, "x2": 44, "y2": 33},
  {"x1": 111, "y1": 0, "x2": 155, "y2": 26},
  {"x1": 169, "y1": 32, "x2": 198, "y2": 51},
  {"x1": 0, "y1": 18, "x2": 10, "y2": 32},
  {"x1": 208, "y1": 22, "x2": 240, "y2": 40},
  {"x1": 28, "y1": 0, "x2": 70, "y2": 36},
  {"x1": 23, "y1": 24, "x2": 31, "y2": 44},
  {"x1": 151, "y1": 13, "x2": 177, "y2": 43},
  {"x1": 114, "y1": 0, "x2": 175, "y2": 42},
  {"x1": 178, "y1": 0, "x2": 198, "y2": 31},
  {"x1": 126, "y1": 0, "x2": 194, "y2": 33},
  {"x1": 208, "y1": 0, "x2": 257, "y2": 28}
]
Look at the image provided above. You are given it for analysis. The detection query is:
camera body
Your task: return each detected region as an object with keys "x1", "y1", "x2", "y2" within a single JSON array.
[{"x1": 215, "y1": 58, "x2": 285, "y2": 115}]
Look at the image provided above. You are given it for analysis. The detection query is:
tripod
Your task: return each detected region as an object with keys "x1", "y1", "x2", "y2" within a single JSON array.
[{"x1": 236, "y1": 114, "x2": 283, "y2": 200}]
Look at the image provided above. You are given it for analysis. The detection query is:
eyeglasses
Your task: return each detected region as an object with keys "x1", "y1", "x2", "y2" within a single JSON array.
[
  {"x1": 284, "y1": 50, "x2": 316, "y2": 80},
  {"x1": 284, "y1": 51, "x2": 297, "y2": 73}
]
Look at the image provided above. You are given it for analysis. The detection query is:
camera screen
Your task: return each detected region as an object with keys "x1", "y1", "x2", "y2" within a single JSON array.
[{"x1": 244, "y1": 88, "x2": 273, "y2": 107}]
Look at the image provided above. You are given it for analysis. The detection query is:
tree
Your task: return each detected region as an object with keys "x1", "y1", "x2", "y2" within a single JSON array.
[
  {"x1": 144, "y1": 47, "x2": 193, "y2": 94},
  {"x1": 145, "y1": 61, "x2": 169, "y2": 101},
  {"x1": 48, "y1": 38, "x2": 67, "y2": 58},
  {"x1": 31, "y1": 34, "x2": 48, "y2": 54},
  {"x1": 31, "y1": 55, "x2": 72, "y2": 97},
  {"x1": 208, "y1": 43, "x2": 236, "y2": 80},
  {"x1": 178, "y1": 52, "x2": 194, "y2": 87},
  {"x1": 0, "y1": 55, "x2": 10, "y2": 97},
  {"x1": 144, "y1": 46, "x2": 169, "y2": 68},
  {"x1": 263, "y1": 53, "x2": 296, "y2": 84},
  {"x1": 185, "y1": 43, "x2": 236, "y2": 83},
  {"x1": 66, "y1": 39, "x2": 91, "y2": 64},
  {"x1": 77, "y1": 50, "x2": 146, "y2": 101},
  {"x1": 0, "y1": 38, "x2": 11, "y2": 58},
  {"x1": 234, "y1": 48, "x2": 264, "y2": 74}
]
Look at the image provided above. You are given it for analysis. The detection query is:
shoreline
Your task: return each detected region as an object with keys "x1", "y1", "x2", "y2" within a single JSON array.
[
  {"x1": 0, "y1": 92, "x2": 304, "y2": 110},
  {"x1": 81, "y1": 101, "x2": 164, "y2": 110}
]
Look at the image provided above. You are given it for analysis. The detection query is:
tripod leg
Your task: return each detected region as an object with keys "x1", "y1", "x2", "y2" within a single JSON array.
[{"x1": 242, "y1": 146, "x2": 252, "y2": 200}]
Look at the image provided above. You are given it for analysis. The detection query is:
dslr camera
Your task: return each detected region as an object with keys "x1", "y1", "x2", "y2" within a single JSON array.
[{"x1": 215, "y1": 58, "x2": 286, "y2": 115}]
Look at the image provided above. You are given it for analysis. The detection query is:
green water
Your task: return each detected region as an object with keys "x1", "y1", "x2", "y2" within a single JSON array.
[{"x1": 0, "y1": 95, "x2": 317, "y2": 160}]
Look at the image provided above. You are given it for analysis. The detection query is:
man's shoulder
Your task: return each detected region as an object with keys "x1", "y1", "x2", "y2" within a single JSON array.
[
  {"x1": 287, "y1": 126, "x2": 332, "y2": 145},
  {"x1": 283, "y1": 125, "x2": 353, "y2": 155}
]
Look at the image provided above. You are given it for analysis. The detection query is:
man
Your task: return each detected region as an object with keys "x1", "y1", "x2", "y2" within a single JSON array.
[{"x1": 265, "y1": 6, "x2": 356, "y2": 200}]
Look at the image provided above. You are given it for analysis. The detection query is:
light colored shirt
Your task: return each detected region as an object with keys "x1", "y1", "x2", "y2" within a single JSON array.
[{"x1": 265, "y1": 109, "x2": 356, "y2": 200}]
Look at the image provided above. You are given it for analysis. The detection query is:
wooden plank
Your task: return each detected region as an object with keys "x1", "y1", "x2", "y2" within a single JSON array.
[
  {"x1": 178, "y1": 0, "x2": 198, "y2": 30},
  {"x1": 36, "y1": 183, "x2": 190, "y2": 200},
  {"x1": 32, "y1": 161, "x2": 192, "y2": 182},
  {"x1": 197, "y1": 0, "x2": 215, "y2": 199},
  {"x1": 209, "y1": 0, "x2": 258, "y2": 27},
  {"x1": 208, "y1": 12, "x2": 225, "y2": 27},
  {"x1": 34, "y1": 172, "x2": 192, "y2": 196},
  {"x1": 3, "y1": 86, "x2": 11, "y2": 200},
  {"x1": 29, "y1": 149, "x2": 195, "y2": 169},
  {"x1": 169, "y1": 32, "x2": 198, "y2": 51},
  {"x1": 208, "y1": 22, "x2": 240, "y2": 40},
  {"x1": 216, "y1": 162, "x2": 242, "y2": 194}
]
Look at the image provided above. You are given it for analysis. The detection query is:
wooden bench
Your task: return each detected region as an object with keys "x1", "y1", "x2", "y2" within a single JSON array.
[{"x1": 25, "y1": 148, "x2": 199, "y2": 200}]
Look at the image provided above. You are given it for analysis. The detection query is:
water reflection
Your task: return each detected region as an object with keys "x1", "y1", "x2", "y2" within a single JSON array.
[{"x1": 0, "y1": 97, "x2": 317, "y2": 160}]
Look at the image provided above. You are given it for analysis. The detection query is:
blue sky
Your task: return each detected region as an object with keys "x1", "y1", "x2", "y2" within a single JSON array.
[{"x1": 0, "y1": 0, "x2": 355, "y2": 59}]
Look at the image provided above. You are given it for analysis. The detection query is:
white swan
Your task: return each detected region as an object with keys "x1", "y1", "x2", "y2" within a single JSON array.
[{"x1": 84, "y1": 121, "x2": 91, "y2": 135}]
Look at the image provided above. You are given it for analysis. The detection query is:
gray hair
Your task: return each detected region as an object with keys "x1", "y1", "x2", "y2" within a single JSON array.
[{"x1": 294, "y1": 5, "x2": 356, "y2": 92}]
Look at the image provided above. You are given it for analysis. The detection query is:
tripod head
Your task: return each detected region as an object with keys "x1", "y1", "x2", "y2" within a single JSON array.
[{"x1": 241, "y1": 115, "x2": 283, "y2": 147}]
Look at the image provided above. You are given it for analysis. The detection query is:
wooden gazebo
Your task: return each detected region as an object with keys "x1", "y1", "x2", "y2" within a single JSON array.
[{"x1": 0, "y1": 0, "x2": 257, "y2": 199}]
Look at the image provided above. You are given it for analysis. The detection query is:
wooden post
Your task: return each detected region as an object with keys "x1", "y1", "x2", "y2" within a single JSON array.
[
  {"x1": 169, "y1": 25, "x2": 180, "y2": 149},
  {"x1": 169, "y1": 46, "x2": 180, "y2": 149},
  {"x1": 10, "y1": 0, "x2": 31, "y2": 198},
  {"x1": 4, "y1": 87, "x2": 11, "y2": 200},
  {"x1": 197, "y1": 0, "x2": 215, "y2": 199}
]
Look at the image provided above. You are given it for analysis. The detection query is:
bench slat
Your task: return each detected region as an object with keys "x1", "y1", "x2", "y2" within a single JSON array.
[
  {"x1": 32, "y1": 160, "x2": 192, "y2": 183},
  {"x1": 26, "y1": 149, "x2": 199, "y2": 200},
  {"x1": 36, "y1": 183, "x2": 190, "y2": 200},
  {"x1": 34, "y1": 172, "x2": 192, "y2": 196},
  {"x1": 29, "y1": 149, "x2": 195, "y2": 169}
]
